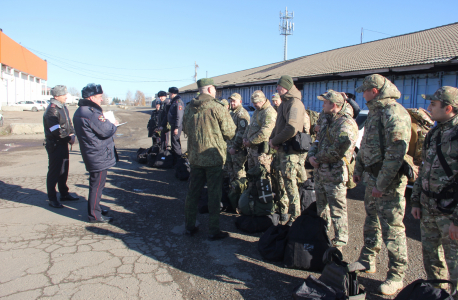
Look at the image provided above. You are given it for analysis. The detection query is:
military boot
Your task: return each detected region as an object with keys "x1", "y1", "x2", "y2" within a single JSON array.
[
  {"x1": 356, "y1": 259, "x2": 376, "y2": 273},
  {"x1": 378, "y1": 278, "x2": 403, "y2": 295}
]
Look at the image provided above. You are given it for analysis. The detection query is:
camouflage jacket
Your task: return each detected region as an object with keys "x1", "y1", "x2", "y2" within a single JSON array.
[
  {"x1": 183, "y1": 93, "x2": 236, "y2": 167},
  {"x1": 307, "y1": 102, "x2": 358, "y2": 183},
  {"x1": 243, "y1": 100, "x2": 277, "y2": 148},
  {"x1": 228, "y1": 105, "x2": 250, "y2": 150},
  {"x1": 354, "y1": 86, "x2": 411, "y2": 192},
  {"x1": 411, "y1": 114, "x2": 458, "y2": 221}
]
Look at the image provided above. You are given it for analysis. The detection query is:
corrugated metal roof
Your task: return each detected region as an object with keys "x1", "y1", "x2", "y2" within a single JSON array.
[{"x1": 180, "y1": 22, "x2": 458, "y2": 92}]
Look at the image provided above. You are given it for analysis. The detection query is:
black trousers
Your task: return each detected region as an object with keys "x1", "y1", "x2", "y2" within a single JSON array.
[
  {"x1": 171, "y1": 127, "x2": 182, "y2": 157},
  {"x1": 88, "y1": 170, "x2": 107, "y2": 221},
  {"x1": 46, "y1": 142, "x2": 69, "y2": 201},
  {"x1": 160, "y1": 130, "x2": 170, "y2": 151}
]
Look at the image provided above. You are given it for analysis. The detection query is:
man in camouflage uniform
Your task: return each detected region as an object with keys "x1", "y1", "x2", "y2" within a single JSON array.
[
  {"x1": 411, "y1": 86, "x2": 458, "y2": 296},
  {"x1": 243, "y1": 90, "x2": 277, "y2": 173},
  {"x1": 306, "y1": 90, "x2": 358, "y2": 247},
  {"x1": 269, "y1": 75, "x2": 306, "y2": 226},
  {"x1": 353, "y1": 74, "x2": 411, "y2": 295},
  {"x1": 227, "y1": 93, "x2": 250, "y2": 181},
  {"x1": 183, "y1": 78, "x2": 236, "y2": 241},
  {"x1": 220, "y1": 99, "x2": 230, "y2": 111},
  {"x1": 272, "y1": 93, "x2": 281, "y2": 112}
]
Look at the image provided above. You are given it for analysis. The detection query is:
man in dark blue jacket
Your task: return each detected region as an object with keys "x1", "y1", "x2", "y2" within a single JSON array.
[
  {"x1": 165, "y1": 87, "x2": 184, "y2": 163},
  {"x1": 155, "y1": 90, "x2": 170, "y2": 151},
  {"x1": 73, "y1": 83, "x2": 118, "y2": 223},
  {"x1": 43, "y1": 85, "x2": 78, "y2": 208}
]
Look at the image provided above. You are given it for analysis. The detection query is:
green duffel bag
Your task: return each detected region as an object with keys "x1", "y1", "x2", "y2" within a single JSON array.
[
  {"x1": 228, "y1": 177, "x2": 248, "y2": 210},
  {"x1": 239, "y1": 187, "x2": 255, "y2": 216}
]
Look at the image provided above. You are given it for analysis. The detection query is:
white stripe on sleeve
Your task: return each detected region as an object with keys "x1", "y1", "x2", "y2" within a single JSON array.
[{"x1": 49, "y1": 124, "x2": 61, "y2": 132}]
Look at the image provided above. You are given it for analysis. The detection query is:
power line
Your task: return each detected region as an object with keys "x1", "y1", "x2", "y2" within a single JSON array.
[
  {"x1": 48, "y1": 62, "x2": 191, "y2": 83},
  {"x1": 25, "y1": 46, "x2": 193, "y2": 71}
]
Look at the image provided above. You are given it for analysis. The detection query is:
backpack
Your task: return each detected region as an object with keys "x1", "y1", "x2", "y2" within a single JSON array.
[
  {"x1": 235, "y1": 214, "x2": 279, "y2": 234},
  {"x1": 152, "y1": 148, "x2": 174, "y2": 169},
  {"x1": 293, "y1": 275, "x2": 339, "y2": 300},
  {"x1": 283, "y1": 211, "x2": 331, "y2": 271},
  {"x1": 407, "y1": 108, "x2": 434, "y2": 182},
  {"x1": 136, "y1": 147, "x2": 151, "y2": 164},
  {"x1": 299, "y1": 178, "x2": 317, "y2": 214},
  {"x1": 175, "y1": 156, "x2": 191, "y2": 181},
  {"x1": 319, "y1": 248, "x2": 366, "y2": 299},
  {"x1": 258, "y1": 224, "x2": 290, "y2": 261},
  {"x1": 394, "y1": 279, "x2": 455, "y2": 300},
  {"x1": 238, "y1": 165, "x2": 275, "y2": 216}
]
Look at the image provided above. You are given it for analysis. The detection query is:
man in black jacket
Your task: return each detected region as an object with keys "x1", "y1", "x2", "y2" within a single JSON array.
[
  {"x1": 43, "y1": 85, "x2": 78, "y2": 208},
  {"x1": 73, "y1": 83, "x2": 118, "y2": 223},
  {"x1": 165, "y1": 87, "x2": 184, "y2": 163},
  {"x1": 156, "y1": 90, "x2": 170, "y2": 151}
]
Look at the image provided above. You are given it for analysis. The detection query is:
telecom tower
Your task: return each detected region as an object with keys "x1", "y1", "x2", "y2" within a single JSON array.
[{"x1": 279, "y1": 7, "x2": 294, "y2": 61}]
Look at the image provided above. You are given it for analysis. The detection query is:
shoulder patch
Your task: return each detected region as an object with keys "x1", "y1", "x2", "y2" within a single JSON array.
[
  {"x1": 240, "y1": 119, "x2": 246, "y2": 128},
  {"x1": 51, "y1": 104, "x2": 56, "y2": 108},
  {"x1": 98, "y1": 115, "x2": 107, "y2": 122}
]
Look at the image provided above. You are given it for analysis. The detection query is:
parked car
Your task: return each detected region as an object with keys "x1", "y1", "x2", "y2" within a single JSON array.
[
  {"x1": 243, "y1": 105, "x2": 255, "y2": 118},
  {"x1": 35, "y1": 100, "x2": 49, "y2": 109},
  {"x1": 15, "y1": 101, "x2": 44, "y2": 112}
]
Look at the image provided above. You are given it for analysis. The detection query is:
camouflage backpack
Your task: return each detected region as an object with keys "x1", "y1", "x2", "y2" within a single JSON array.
[
  {"x1": 407, "y1": 108, "x2": 434, "y2": 166},
  {"x1": 306, "y1": 109, "x2": 320, "y2": 141}
]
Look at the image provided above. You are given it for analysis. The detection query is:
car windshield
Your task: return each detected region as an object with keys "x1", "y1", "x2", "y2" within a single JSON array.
[
  {"x1": 243, "y1": 105, "x2": 255, "y2": 111},
  {"x1": 355, "y1": 114, "x2": 368, "y2": 130}
]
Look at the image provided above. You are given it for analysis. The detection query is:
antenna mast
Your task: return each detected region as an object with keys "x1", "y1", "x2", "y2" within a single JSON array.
[{"x1": 279, "y1": 7, "x2": 294, "y2": 61}]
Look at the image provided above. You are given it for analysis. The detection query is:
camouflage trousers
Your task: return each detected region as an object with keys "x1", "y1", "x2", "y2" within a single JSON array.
[
  {"x1": 420, "y1": 207, "x2": 458, "y2": 288},
  {"x1": 247, "y1": 147, "x2": 272, "y2": 174},
  {"x1": 185, "y1": 165, "x2": 223, "y2": 235},
  {"x1": 275, "y1": 151, "x2": 305, "y2": 222},
  {"x1": 315, "y1": 180, "x2": 348, "y2": 244},
  {"x1": 227, "y1": 150, "x2": 247, "y2": 182},
  {"x1": 360, "y1": 175, "x2": 408, "y2": 281}
]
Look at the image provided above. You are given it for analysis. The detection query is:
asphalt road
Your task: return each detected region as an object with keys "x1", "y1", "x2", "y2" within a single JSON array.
[{"x1": 0, "y1": 107, "x2": 427, "y2": 299}]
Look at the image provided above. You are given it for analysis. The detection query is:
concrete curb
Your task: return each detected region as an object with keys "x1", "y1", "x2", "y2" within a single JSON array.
[
  {"x1": 1, "y1": 106, "x2": 24, "y2": 112},
  {"x1": 10, "y1": 123, "x2": 43, "y2": 135}
]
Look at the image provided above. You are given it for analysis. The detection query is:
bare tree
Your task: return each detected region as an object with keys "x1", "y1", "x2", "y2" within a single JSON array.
[
  {"x1": 134, "y1": 90, "x2": 146, "y2": 106},
  {"x1": 125, "y1": 90, "x2": 133, "y2": 106},
  {"x1": 68, "y1": 87, "x2": 81, "y2": 97}
]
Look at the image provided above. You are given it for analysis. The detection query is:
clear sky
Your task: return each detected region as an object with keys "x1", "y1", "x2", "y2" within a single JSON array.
[{"x1": 2, "y1": 0, "x2": 457, "y2": 99}]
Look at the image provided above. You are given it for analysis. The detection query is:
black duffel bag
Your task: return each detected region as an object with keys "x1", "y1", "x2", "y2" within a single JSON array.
[
  {"x1": 394, "y1": 279, "x2": 455, "y2": 300},
  {"x1": 152, "y1": 148, "x2": 174, "y2": 169},
  {"x1": 136, "y1": 147, "x2": 151, "y2": 164},
  {"x1": 258, "y1": 224, "x2": 289, "y2": 261},
  {"x1": 235, "y1": 214, "x2": 279, "y2": 234},
  {"x1": 175, "y1": 156, "x2": 191, "y2": 181}
]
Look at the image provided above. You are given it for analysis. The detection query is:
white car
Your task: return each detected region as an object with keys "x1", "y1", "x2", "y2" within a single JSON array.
[
  {"x1": 15, "y1": 101, "x2": 44, "y2": 112},
  {"x1": 35, "y1": 100, "x2": 49, "y2": 110},
  {"x1": 354, "y1": 110, "x2": 369, "y2": 153}
]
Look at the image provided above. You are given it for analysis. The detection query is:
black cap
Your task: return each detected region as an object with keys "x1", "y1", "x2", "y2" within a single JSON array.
[
  {"x1": 82, "y1": 83, "x2": 103, "y2": 98},
  {"x1": 158, "y1": 91, "x2": 167, "y2": 97},
  {"x1": 168, "y1": 87, "x2": 179, "y2": 94}
]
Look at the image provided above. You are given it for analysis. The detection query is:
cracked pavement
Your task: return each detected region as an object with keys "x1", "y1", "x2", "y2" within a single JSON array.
[{"x1": 0, "y1": 107, "x2": 428, "y2": 299}]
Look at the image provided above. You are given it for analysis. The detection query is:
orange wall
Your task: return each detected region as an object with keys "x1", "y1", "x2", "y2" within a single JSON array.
[{"x1": 0, "y1": 32, "x2": 47, "y2": 80}]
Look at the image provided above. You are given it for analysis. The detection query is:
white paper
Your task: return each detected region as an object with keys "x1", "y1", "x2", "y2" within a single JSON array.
[{"x1": 104, "y1": 111, "x2": 116, "y2": 124}]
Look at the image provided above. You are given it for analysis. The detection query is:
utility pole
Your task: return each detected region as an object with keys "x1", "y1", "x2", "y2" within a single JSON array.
[
  {"x1": 194, "y1": 61, "x2": 199, "y2": 82},
  {"x1": 361, "y1": 28, "x2": 363, "y2": 44},
  {"x1": 279, "y1": 7, "x2": 294, "y2": 61}
]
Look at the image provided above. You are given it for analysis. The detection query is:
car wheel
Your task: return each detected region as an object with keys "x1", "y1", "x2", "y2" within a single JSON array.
[{"x1": 32, "y1": 107, "x2": 38, "y2": 112}]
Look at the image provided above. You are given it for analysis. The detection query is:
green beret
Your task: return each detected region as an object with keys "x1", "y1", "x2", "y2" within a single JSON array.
[{"x1": 197, "y1": 78, "x2": 214, "y2": 88}]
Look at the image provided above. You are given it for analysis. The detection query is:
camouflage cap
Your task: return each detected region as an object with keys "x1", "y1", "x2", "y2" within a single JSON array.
[
  {"x1": 355, "y1": 74, "x2": 388, "y2": 93},
  {"x1": 229, "y1": 93, "x2": 242, "y2": 101},
  {"x1": 422, "y1": 86, "x2": 458, "y2": 108},
  {"x1": 220, "y1": 99, "x2": 229, "y2": 106},
  {"x1": 271, "y1": 93, "x2": 280, "y2": 101},
  {"x1": 196, "y1": 78, "x2": 214, "y2": 88},
  {"x1": 51, "y1": 85, "x2": 67, "y2": 97},
  {"x1": 251, "y1": 90, "x2": 266, "y2": 103},
  {"x1": 317, "y1": 89, "x2": 345, "y2": 105}
]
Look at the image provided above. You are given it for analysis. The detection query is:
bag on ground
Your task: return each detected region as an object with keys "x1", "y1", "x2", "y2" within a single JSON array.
[
  {"x1": 136, "y1": 147, "x2": 151, "y2": 164},
  {"x1": 228, "y1": 177, "x2": 248, "y2": 211},
  {"x1": 175, "y1": 156, "x2": 191, "y2": 181},
  {"x1": 258, "y1": 224, "x2": 290, "y2": 261},
  {"x1": 198, "y1": 185, "x2": 223, "y2": 214},
  {"x1": 283, "y1": 211, "x2": 331, "y2": 271},
  {"x1": 393, "y1": 279, "x2": 455, "y2": 300},
  {"x1": 152, "y1": 148, "x2": 174, "y2": 169},
  {"x1": 235, "y1": 214, "x2": 279, "y2": 234},
  {"x1": 319, "y1": 247, "x2": 366, "y2": 299},
  {"x1": 292, "y1": 275, "x2": 338, "y2": 300}
]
